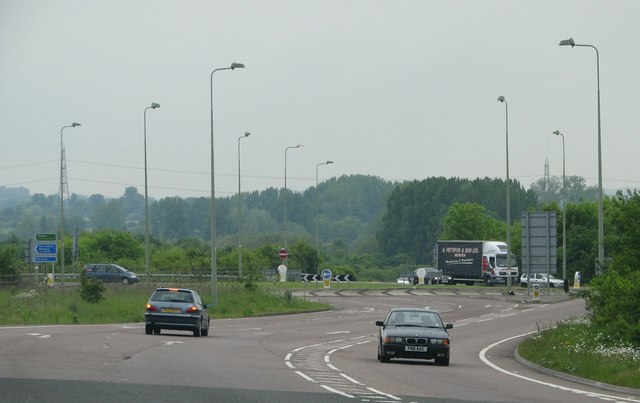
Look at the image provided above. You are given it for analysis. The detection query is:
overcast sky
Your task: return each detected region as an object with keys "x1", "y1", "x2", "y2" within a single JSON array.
[{"x1": 2, "y1": 1, "x2": 639, "y2": 200}]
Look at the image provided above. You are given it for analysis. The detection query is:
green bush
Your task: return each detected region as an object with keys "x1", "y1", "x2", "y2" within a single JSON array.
[
  {"x1": 77, "y1": 271, "x2": 106, "y2": 304},
  {"x1": 0, "y1": 245, "x2": 20, "y2": 285},
  {"x1": 585, "y1": 270, "x2": 640, "y2": 346}
]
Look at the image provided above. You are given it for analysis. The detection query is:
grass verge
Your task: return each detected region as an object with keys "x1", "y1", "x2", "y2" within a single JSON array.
[
  {"x1": 0, "y1": 281, "x2": 330, "y2": 326},
  {"x1": 518, "y1": 316, "x2": 640, "y2": 389}
]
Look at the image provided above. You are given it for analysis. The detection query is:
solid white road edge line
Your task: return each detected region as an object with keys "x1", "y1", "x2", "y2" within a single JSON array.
[{"x1": 479, "y1": 331, "x2": 640, "y2": 403}]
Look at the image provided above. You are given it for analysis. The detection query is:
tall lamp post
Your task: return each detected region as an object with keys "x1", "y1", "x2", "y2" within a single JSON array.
[
  {"x1": 315, "y1": 160, "x2": 333, "y2": 274},
  {"x1": 554, "y1": 130, "x2": 567, "y2": 289},
  {"x1": 497, "y1": 96, "x2": 513, "y2": 294},
  {"x1": 144, "y1": 103, "x2": 160, "y2": 284},
  {"x1": 237, "y1": 131, "x2": 250, "y2": 277},
  {"x1": 283, "y1": 144, "x2": 303, "y2": 261},
  {"x1": 559, "y1": 38, "x2": 604, "y2": 273},
  {"x1": 60, "y1": 122, "x2": 81, "y2": 286},
  {"x1": 210, "y1": 62, "x2": 245, "y2": 304}
]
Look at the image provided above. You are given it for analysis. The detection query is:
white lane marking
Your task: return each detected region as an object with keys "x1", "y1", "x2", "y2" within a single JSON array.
[
  {"x1": 163, "y1": 341, "x2": 184, "y2": 346},
  {"x1": 340, "y1": 372, "x2": 363, "y2": 385},
  {"x1": 367, "y1": 387, "x2": 401, "y2": 401},
  {"x1": 320, "y1": 385, "x2": 355, "y2": 398},
  {"x1": 327, "y1": 330, "x2": 350, "y2": 334},
  {"x1": 480, "y1": 332, "x2": 640, "y2": 402},
  {"x1": 26, "y1": 333, "x2": 50, "y2": 338},
  {"x1": 287, "y1": 337, "x2": 399, "y2": 400},
  {"x1": 295, "y1": 371, "x2": 317, "y2": 383}
]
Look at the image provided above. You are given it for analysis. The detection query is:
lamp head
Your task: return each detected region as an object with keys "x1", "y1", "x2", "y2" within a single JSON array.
[
  {"x1": 553, "y1": 130, "x2": 560, "y2": 136},
  {"x1": 151, "y1": 103, "x2": 160, "y2": 109},
  {"x1": 327, "y1": 160, "x2": 334, "y2": 164},
  {"x1": 71, "y1": 122, "x2": 81, "y2": 127},
  {"x1": 231, "y1": 62, "x2": 245, "y2": 70},
  {"x1": 244, "y1": 131, "x2": 250, "y2": 137},
  {"x1": 497, "y1": 96, "x2": 505, "y2": 103},
  {"x1": 559, "y1": 38, "x2": 575, "y2": 47},
  {"x1": 297, "y1": 144, "x2": 304, "y2": 148}
]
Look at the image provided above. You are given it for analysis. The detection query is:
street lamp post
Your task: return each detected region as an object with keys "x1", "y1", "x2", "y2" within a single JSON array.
[
  {"x1": 497, "y1": 96, "x2": 513, "y2": 294},
  {"x1": 237, "y1": 131, "x2": 250, "y2": 277},
  {"x1": 144, "y1": 103, "x2": 160, "y2": 285},
  {"x1": 559, "y1": 38, "x2": 604, "y2": 273},
  {"x1": 315, "y1": 160, "x2": 333, "y2": 274},
  {"x1": 283, "y1": 144, "x2": 303, "y2": 262},
  {"x1": 210, "y1": 62, "x2": 245, "y2": 304},
  {"x1": 554, "y1": 130, "x2": 567, "y2": 289},
  {"x1": 60, "y1": 122, "x2": 81, "y2": 287}
]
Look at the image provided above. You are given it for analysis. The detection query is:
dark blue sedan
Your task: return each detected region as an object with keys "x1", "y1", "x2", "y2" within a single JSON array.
[{"x1": 376, "y1": 307, "x2": 453, "y2": 366}]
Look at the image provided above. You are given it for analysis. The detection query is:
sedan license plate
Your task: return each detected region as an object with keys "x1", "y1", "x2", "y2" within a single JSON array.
[
  {"x1": 161, "y1": 308, "x2": 180, "y2": 313},
  {"x1": 405, "y1": 346, "x2": 427, "y2": 352}
]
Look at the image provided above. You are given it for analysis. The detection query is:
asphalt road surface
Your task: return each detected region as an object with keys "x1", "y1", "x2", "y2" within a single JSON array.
[{"x1": 1, "y1": 288, "x2": 638, "y2": 402}]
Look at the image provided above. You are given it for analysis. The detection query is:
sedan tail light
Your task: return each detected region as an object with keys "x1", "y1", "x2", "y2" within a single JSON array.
[
  {"x1": 185, "y1": 305, "x2": 199, "y2": 313},
  {"x1": 146, "y1": 303, "x2": 157, "y2": 312}
]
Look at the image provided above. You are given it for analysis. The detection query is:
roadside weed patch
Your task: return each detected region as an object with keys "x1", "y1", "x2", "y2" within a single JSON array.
[{"x1": 519, "y1": 316, "x2": 640, "y2": 389}]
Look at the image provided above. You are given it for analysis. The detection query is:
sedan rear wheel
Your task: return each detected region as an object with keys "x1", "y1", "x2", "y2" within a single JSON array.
[
  {"x1": 153, "y1": 327, "x2": 161, "y2": 335},
  {"x1": 201, "y1": 320, "x2": 209, "y2": 336},
  {"x1": 193, "y1": 320, "x2": 202, "y2": 337},
  {"x1": 145, "y1": 325, "x2": 152, "y2": 335}
]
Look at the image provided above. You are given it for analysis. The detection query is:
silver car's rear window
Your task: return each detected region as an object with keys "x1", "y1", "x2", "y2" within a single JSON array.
[{"x1": 151, "y1": 290, "x2": 194, "y2": 303}]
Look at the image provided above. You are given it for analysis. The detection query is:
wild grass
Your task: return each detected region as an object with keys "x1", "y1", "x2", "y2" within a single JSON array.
[
  {"x1": 0, "y1": 281, "x2": 330, "y2": 326},
  {"x1": 518, "y1": 316, "x2": 640, "y2": 389}
]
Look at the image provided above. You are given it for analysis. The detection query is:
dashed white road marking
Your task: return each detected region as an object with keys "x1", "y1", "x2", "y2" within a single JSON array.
[{"x1": 26, "y1": 333, "x2": 50, "y2": 338}]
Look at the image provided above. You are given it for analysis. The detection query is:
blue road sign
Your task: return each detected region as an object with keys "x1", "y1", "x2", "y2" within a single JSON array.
[
  {"x1": 322, "y1": 269, "x2": 332, "y2": 279},
  {"x1": 34, "y1": 243, "x2": 57, "y2": 254}
]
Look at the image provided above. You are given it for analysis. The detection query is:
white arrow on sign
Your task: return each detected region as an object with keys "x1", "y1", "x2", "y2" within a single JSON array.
[{"x1": 34, "y1": 243, "x2": 57, "y2": 254}]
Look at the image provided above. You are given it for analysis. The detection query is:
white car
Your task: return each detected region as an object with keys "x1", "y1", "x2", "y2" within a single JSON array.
[
  {"x1": 396, "y1": 277, "x2": 411, "y2": 284},
  {"x1": 520, "y1": 272, "x2": 564, "y2": 288}
]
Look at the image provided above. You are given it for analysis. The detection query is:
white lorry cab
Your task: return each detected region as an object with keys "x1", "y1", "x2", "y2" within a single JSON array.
[{"x1": 481, "y1": 241, "x2": 519, "y2": 285}]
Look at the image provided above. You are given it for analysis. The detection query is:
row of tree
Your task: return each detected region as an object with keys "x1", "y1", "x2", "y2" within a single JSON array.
[
  {"x1": 0, "y1": 175, "x2": 395, "y2": 250},
  {"x1": 0, "y1": 173, "x2": 610, "y2": 284}
]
